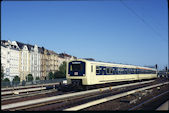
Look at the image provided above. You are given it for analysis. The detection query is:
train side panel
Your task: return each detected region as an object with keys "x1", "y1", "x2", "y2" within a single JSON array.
[{"x1": 66, "y1": 59, "x2": 157, "y2": 86}]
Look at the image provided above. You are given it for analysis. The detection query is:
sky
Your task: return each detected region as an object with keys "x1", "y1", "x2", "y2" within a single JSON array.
[{"x1": 1, "y1": 0, "x2": 168, "y2": 70}]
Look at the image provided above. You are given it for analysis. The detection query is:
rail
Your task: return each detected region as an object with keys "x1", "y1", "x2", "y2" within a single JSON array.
[
  {"x1": 1, "y1": 87, "x2": 46, "y2": 95},
  {"x1": 64, "y1": 82, "x2": 169, "y2": 111},
  {"x1": 1, "y1": 82, "x2": 59, "y2": 91},
  {"x1": 1, "y1": 80, "x2": 155, "y2": 110}
]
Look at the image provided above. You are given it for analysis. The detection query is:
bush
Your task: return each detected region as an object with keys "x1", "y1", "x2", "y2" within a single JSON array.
[
  {"x1": 36, "y1": 76, "x2": 40, "y2": 81},
  {"x1": 12, "y1": 76, "x2": 20, "y2": 86},
  {"x1": 13, "y1": 76, "x2": 20, "y2": 82},
  {"x1": 59, "y1": 61, "x2": 66, "y2": 76},
  {"x1": 3, "y1": 78, "x2": 10, "y2": 86},
  {"x1": 48, "y1": 72, "x2": 54, "y2": 80},
  {"x1": 3, "y1": 78, "x2": 10, "y2": 82},
  {"x1": 54, "y1": 71, "x2": 65, "y2": 78},
  {"x1": 26, "y1": 74, "x2": 33, "y2": 82},
  {"x1": 53, "y1": 61, "x2": 67, "y2": 79}
]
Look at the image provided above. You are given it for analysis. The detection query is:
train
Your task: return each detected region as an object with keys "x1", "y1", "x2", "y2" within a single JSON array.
[{"x1": 65, "y1": 59, "x2": 157, "y2": 90}]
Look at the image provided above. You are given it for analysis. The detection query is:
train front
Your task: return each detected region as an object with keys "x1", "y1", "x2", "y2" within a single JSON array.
[{"x1": 66, "y1": 60, "x2": 87, "y2": 87}]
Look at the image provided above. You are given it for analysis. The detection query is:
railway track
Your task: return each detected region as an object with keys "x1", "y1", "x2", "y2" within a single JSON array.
[
  {"x1": 2, "y1": 80, "x2": 154, "y2": 105},
  {"x1": 2, "y1": 79, "x2": 167, "y2": 111},
  {"x1": 128, "y1": 90, "x2": 169, "y2": 110},
  {"x1": 1, "y1": 82, "x2": 60, "y2": 92},
  {"x1": 1, "y1": 89, "x2": 58, "y2": 101},
  {"x1": 1, "y1": 83, "x2": 60, "y2": 96},
  {"x1": 70, "y1": 82, "x2": 168, "y2": 111}
]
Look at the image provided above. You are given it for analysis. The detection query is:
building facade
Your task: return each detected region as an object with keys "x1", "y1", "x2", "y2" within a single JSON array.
[
  {"x1": 16, "y1": 41, "x2": 31, "y2": 81},
  {"x1": 1, "y1": 40, "x2": 20, "y2": 82},
  {"x1": 29, "y1": 44, "x2": 41, "y2": 81},
  {"x1": 1, "y1": 40, "x2": 77, "y2": 82}
]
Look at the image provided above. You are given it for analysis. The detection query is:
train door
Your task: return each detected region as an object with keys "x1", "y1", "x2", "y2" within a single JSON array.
[
  {"x1": 136, "y1": 68, "x2": 140, "y2": 80},
  {"x1": 90, "y1": 64, "x2": 95, "y2": 85},
  {"x1": 100, "y1": 66, "x2": 106, "y2": 83}
]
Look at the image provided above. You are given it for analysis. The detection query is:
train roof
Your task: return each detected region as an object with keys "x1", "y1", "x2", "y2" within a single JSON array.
[{"x1": 69, "y1": 59, "x2": 157, "y2": 71}]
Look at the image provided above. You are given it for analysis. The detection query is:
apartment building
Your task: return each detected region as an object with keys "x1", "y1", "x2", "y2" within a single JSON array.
[
  {"x1": 29, "y1": 44, "x2": 41, "y2": 81},
  {"x1": 1, "y1": 40, "x2": 77, "y2": 82},
  {"x1": 16, "y1": 41, "x2": 31, "y2": 81},
  {"x1": 1, "y1": 40, "x2": 20, "y2": 82}
]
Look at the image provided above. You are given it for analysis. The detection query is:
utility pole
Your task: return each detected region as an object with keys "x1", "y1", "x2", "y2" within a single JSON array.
[{"x1": 165, "y1": 66, "x2": 168, "y2": 77}]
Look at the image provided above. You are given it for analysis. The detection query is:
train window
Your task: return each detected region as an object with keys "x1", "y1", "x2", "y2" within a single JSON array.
[
  {"x1": 110, "y1": 68, "x2": 113, "y2": 74},
  {"x1": 106, "y1": 67, "x2": 110, "y2": 74},
  {"x1": 136, "y1": 69, "x2": 138, "y2": 74},
  {"x1": 139, "y1": 69, "x2": 141, "y2": 74},
  {"x1": 124, "y1": 68, "x2": 128, "y2": 74},
  {"x1": 113, "y1": 67, "x2": 116, "y2": 74},
  {"x1": 91, "y1": 65, "x2": 93, "y2": 72},
  {"x1": 127, "y1": 68, "x2": 130, "y2": 74},
  {"x1": 114, "y1": 67, "x2": 118, "y2": 75},
  {"x1": 72, "y1": 64, "x2": 82, "y2": 71},
  {"x1": 118, "y1": 68, "x2": 123, "y2": 74},
  {"x1": 96, "y1": 66, "x2": 100, "y2": 75},
  {"x1": 121, "y1": 68, "x2": 125, "y2": 74},
  {"x1": 118, "y1": 68, "x2": 121, "y2": 74},
  {"x1": 134, "y1": 69, "x2": 136, "y2": 74},
  {"x1": 131, "y1": 68, "x2": 133, "y2": 74}
]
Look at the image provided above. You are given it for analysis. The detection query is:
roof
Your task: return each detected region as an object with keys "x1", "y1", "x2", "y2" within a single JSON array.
[
  {"x1": 38, "y1": 47, "x2": 44, "y2": 54},
  {"x1": 72, "y1": 59, "x2": 157, "y2": 70},
  {"x1": 16, "y1": 41, "x2": 25, "y2": 49},
  {"x1": 26, "y1": 44, "x2": 34, "y2": 51},
  {"x1": 2, "y1": 40, "x2": 77, "y2": 59},
  {"x1": 59, "y1": 53, "x2": 72, "y2": 58}
]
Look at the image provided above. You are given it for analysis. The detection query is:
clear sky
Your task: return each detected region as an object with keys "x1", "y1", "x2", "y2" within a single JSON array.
[{"x1": 1, "y1": 0, "x2": 168, "y2": 70}]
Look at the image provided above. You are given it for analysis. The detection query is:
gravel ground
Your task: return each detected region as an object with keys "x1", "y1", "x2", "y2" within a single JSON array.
[
  {"x1": 1, "y1": 90, "x2": 64, "y2": 105},
  {"x1": 82, "y1": 83, "x2": 169, "y2": 110},
  {"x1": 26, "y1": 78, "x2": 167, "y2": 111},
  {"x1": 2, "y1": 78, "x2": 168, "y2": 111}
]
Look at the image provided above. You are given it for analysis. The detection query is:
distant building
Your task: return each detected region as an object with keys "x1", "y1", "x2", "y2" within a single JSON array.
[
  {"x1": 29, "y1": 44, "x2": 41, "y2": 81},
  {"x1": 48, "y1": 50, "x2": 59, "y2": 73},
  {"x1": 59, "y1": 53, "x2": 76, "y2": 62},
  {"x1": 1, "y1": 40, "x2": 77, "y2": 81},
  {"x1": 16, "y1": 41, "x2": 31, "y2": 81},
  {"x1": 1, "y1": 40, "x2": 20, "y2": 82}
]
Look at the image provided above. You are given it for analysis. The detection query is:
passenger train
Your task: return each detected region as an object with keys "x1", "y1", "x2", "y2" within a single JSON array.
[{"x1": 66, "y1": 59, "x2": 157, "y2": 89}]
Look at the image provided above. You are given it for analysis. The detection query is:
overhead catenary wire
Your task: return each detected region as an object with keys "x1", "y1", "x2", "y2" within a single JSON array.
[{"x1": 120, "y1": 0, "x2": 167, "y2": 42}]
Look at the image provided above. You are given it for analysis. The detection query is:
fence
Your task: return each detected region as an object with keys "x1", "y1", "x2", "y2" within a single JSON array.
[{"x1": 1, "y1": 78, "x2": 66, "y2": 88}]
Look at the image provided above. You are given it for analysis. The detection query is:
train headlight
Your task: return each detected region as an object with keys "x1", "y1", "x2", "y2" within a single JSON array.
[{"x1": 62, "y1": 80, "x2": 67, "y2": 85}]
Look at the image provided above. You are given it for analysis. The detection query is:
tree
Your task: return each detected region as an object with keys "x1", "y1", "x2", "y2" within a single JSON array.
[
  {"x1": 48, "y1": 71, "x2": 54, "y2": 80},
  {"x1": 36, "y1": 76, "x2": 40, "y2": 81},
  {"x1": 3, "y1": 78, "x2": 10, "y2": 86},
  {"x1": 13, "y1": 76, "x2": 20, "y2": 82},
  {"x1": 54, "y1": 71, "x2": 64, "y2": 79},
  {"x1": 12, "y1": 76, "x2": 20, "y2": 86},
  {"x1": 59, "y1": 61, "x2": 66, "y2": 76},
  {"x1": 54, "y1": 61, "x2": 67, "y2": 78},
  {"x1": 3, "y1": 78, "x2": 10, "y2": 82},
  {"x1": 26, "y1": 74, "x2": 33, "y2": 82}
]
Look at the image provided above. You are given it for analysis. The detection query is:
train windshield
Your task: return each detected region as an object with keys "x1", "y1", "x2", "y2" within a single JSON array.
[
  {"x1": 71, "y1": 64, "x2": 83, "y2": 71},
  {"x1": 68, "y1": 61, "x2": 85, "y2": 76}
]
